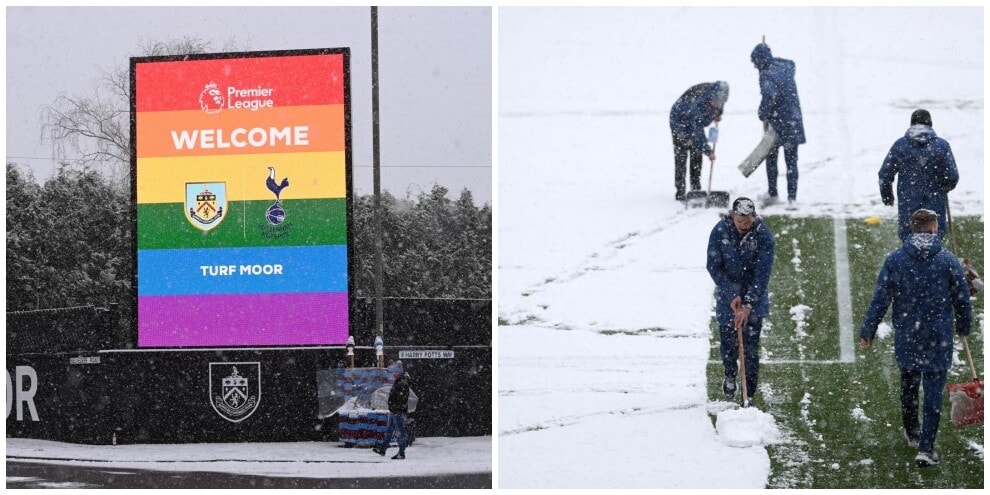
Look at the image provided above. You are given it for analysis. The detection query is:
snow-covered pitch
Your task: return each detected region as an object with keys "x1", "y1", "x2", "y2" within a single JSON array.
[{"x1": 498, "y1": 6, "x2": 982, "y2": 489}]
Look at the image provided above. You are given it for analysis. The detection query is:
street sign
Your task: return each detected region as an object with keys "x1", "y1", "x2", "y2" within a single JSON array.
[{"x1": 399, "y1": 350, "x2": 455, "y2": 359}]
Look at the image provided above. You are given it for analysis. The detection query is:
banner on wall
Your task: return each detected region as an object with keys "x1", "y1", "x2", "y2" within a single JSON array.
[{"x1": 131, "y1": 49, "x2": 352, "y2": 348}]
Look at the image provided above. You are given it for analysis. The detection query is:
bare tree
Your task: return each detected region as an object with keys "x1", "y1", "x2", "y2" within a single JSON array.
[{"x1": 40, "y1": 36, "x2": 244, "y2": 186}]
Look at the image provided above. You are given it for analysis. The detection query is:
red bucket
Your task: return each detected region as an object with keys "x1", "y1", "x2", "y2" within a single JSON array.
[{"x1": 947, "y1": 379, "x2": 984, "y2": 427}]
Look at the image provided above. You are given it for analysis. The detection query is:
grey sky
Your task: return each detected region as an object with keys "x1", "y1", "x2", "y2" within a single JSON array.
[{"x1": 6, "y1": 6, "x2": 492, "y2": 204}]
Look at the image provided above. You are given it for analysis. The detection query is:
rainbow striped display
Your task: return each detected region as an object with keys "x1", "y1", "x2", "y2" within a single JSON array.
[{"x1": 132, "y1": 50, "x2": 351, "y2": 347}]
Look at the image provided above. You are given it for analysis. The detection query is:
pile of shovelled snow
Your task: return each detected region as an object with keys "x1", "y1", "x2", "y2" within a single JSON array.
[{"x1": 716, "y1": 407, "x2": 783, "y2": 447}]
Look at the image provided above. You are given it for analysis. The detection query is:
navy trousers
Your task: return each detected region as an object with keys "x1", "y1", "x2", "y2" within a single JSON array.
[
  {"x1": 719, "y1": 316, "x2": 764, "y2": 398},
  {"x1": 672, "y1": 134, "x2": 703, "y2": 197},
  {"x1": 900, "y1": 369, "x2": 948, "y2": 453},
  {"x1": 765, "y1": 144, "x2": 799, "y2": 201}
]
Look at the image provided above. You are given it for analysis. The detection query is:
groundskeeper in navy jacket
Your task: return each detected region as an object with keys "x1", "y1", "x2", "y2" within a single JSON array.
[
  {"x1": 860, "y1": 233, "x2": 972, "y2": 371},
  {"x1": 706, "y1": 213, "x2": 775, "y2": 327},
  {"x1": 669, "y1": 81, "x2": 728, "y2": 157},
  {"x1": 879, "y1": 124, "x2": 959, "y2": 242},
  {"x1": 751, "y1": 43, "x2": 806, "y2": 147}
]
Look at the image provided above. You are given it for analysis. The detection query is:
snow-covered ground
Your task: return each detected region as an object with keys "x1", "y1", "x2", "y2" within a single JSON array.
[
  {"x1": 498, "y1": 7, "x2": 982, "y2": 489},
  {"x1": 3, "y1": 6, "x2": 984, "y2": 490},
  {"x1": 6, "y1": 437, "x2": 490, "y2": 479}
]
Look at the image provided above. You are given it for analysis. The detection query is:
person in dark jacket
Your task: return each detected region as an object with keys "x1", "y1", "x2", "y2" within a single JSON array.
[
  {"x1": 860, "y1": 208, "x2": 972, "y2": 468},
  {"x1": 706, "y1": 197, "x2": 775, "y2": 402},
  {"x1": 751, "y1": 43, "x2": 805, "y2": 209},
  {"x1": 879, "y1": 109, "x2": 960, "y2": 242},
  {"x1": 669, "y1": 81, "x2": 729, "y2": 201},
  {"x1": 373, "y1": 371, "x2": 411, "y2": 460}
]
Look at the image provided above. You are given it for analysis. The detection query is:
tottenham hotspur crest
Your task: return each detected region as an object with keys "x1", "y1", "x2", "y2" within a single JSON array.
[{"x1": 209, "y1": 362, "x2": 261, "y2": 423}]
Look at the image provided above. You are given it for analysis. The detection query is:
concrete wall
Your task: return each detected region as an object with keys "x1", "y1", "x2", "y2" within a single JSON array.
[{"x1": 6, "y1": 299, "x2": 491, "y2": 444}]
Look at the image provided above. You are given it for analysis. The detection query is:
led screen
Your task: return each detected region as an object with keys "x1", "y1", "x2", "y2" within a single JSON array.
[{"x1": 132, "y1": 49, "x2": 351, "y2": 347}]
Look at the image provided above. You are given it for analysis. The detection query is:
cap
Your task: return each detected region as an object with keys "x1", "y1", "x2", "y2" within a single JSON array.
[
  {"x1": 386, "y1": 361, "x2": 404, "y2": 375},
  {"x1": 732, "y1": 197, "x2": 756, "y2": 215},
  {"x1": 910, "y1": 109, "x2": 932, "y2": 126}
]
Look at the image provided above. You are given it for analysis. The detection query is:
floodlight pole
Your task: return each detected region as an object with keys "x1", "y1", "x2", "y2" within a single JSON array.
[{"x1": 371, "y1": 7, "x2": 385, "y2": 354}]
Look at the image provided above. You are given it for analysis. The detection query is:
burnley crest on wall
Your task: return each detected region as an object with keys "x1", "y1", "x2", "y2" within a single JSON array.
[{"x1": 209, "y1": 362, "x2": 261, "y2": 423}]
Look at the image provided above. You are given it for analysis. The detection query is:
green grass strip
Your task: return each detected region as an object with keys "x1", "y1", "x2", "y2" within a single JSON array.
[
  {"x1": 707, "y1": 215, "x2": 984, "y2": 488},
  {"x1": 138, "y1": 198, "x2": 347, "y2": 249}
]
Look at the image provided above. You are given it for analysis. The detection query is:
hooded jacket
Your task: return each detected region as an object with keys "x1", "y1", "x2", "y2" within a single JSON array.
[
  {"x1": 878, "y1": 124, "x2": 959, "y2": 241},
  {"x1": 669, "y1": 81, "x2": 729, "y2": 156},
  {"x1": 387, "y1": 375, "x2": 410, "y2": 414},
  {"x1": 860, "y1": 233, "x2": 972, "y2": 371},
  {"x1": 706, "y1": 213, "x2": 775, "y2": 327},
  {"x1": 750, "y1": 44, "x2": 806, "y2": 146}
]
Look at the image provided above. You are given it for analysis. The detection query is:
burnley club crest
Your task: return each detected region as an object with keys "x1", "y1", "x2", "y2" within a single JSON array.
[
  {"x1": 209, "y1": 362, "x2": 261, "y2": 423},
  {"x1": 186, "y1": 182, "x2": 226, "y2": 231}
]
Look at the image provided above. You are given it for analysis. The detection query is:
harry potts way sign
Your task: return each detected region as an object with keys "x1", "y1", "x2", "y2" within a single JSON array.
[{"x1": 132, "y1": 49, "x2": 352, "y2": 347}]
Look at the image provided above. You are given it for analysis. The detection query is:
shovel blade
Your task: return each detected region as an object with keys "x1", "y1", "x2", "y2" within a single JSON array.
[
  {"x1": 684, "y1": 191, "x2": 707, "y2": 208},
  {"x1": 947, "y1": 379, "x2": 983, "y2": 426},
  {"x1": 706, "y1": 191, "x2": 730, "y2": 209}
]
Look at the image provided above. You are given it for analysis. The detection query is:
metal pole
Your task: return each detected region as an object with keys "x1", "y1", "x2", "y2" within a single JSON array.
[{"x1": 371, "y1": 7, "x2": 385, "y2": 350}]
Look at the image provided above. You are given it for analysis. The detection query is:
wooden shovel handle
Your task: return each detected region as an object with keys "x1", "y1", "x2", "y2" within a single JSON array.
[
  {"x1": 737, "y1": 320, "x2": 749, "y2": 408},
  {"x1": 962, "y1": 336, "x2": 978, "y2": 381},
  {"x1": 946, "y1": 194, "x2": 961, "y2": 255}
]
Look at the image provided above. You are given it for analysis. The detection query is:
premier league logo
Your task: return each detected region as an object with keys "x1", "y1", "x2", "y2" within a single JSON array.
[
  {"x1": 186, "y1": 182, "x2": 227, "y2": 231},
  {"x1": 209, "y1": 362, "x2": 261, "y2": 423},
  {"x1": 199, "y1": 82, "x2": 225, "y2": 114}
]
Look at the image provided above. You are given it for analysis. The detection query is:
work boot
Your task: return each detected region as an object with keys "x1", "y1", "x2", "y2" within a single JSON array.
[
  {"x1": 722, "y1": 376, "x2": 736, "y2": 399},
  {"x1": 915, "y1": 450, "x2": 939, "y2": 467},
  {"x1": 757, "y1": 193, "x2": 779, "y2": 207},
  {"x1": 392, "y1": 453, "x2": 405, "y2": 460},
  {"x1": 372, "y1": 446, "x2": 386, "y2": 456}
]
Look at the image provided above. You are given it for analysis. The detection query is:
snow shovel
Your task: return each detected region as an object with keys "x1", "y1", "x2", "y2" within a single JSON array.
[
  {"x1": 738, "y1": 123, "x2": 777, "y2": 178},
  {"x1": 736, "y1": 317, "x2": 750, "y2": 408},
  {"x1": 947, "y1": 336, "x2": 983, "y2": 426},
  {"x1": 686, "y1": 124, "x2": 729, "y2": 209},
  {"x1": 737, "y1": 33, "x2": 776, "y2": 179}
]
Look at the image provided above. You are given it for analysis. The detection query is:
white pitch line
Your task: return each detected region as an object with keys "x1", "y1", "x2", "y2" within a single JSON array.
[
  {"x1": 708, "y1": 360, "x2": 845, "y2": 366},
  {"x1": 833, "y1": 217, "x2": 855, "y2": 363},
  {"x1": 707, "y1": 219, "x2": 859, "y2": 367}
]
